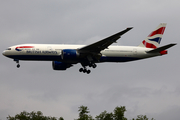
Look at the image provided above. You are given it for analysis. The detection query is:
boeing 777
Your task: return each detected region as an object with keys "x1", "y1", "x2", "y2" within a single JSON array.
[{"x1": 2, "y1": 23, "x2": 176, "y2": 74}]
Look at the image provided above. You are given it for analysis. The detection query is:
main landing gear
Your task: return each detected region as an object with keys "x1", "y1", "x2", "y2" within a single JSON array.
[
  {"x1": 79, "y1": 67, "x2": 91, "y2": 74},
  {"x1": 14, "y1": 59, "x2": 20, "y2": 68},
  {"x1": 79, "y1": 63, "x2": 97, "y2": 74}
]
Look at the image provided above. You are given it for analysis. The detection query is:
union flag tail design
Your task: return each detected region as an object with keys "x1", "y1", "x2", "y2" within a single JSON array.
[{"x1": 139, "y1": 23, "x2": 167, "y2": 49}]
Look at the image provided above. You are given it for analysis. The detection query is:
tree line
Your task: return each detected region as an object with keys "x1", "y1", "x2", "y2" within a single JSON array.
[{"x1": 7, "y1": 105, "x2": 155, "y2": 120}]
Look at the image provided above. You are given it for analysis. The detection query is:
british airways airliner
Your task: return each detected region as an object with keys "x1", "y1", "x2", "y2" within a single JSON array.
[{"x1": 2, "y1": 23, "x2": 176, "y2": 74}]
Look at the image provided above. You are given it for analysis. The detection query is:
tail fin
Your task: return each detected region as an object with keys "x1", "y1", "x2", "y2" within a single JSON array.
[{"x1": 139, "y1": 23, "x2": 167, "y2": 49}]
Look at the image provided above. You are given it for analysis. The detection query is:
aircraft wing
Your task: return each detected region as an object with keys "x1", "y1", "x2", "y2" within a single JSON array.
[{"x1": 78, "y1": 27, "x2": 133, "y2": 53}]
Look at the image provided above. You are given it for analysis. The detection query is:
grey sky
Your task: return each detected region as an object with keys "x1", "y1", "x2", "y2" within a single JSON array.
[{"x1": 0, "y1": 0, "x2": 180, "y2": 120}]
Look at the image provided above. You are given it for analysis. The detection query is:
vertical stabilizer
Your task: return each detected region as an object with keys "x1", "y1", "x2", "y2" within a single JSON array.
[{"x1": 139, "y1": 23, "x2": 167, "y2": 48}]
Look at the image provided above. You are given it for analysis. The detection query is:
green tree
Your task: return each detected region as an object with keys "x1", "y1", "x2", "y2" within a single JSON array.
[
  {"x1": 113, "y1": 106, "x2": 127, "y2": 120},
  {"x1": 76, "y1": 105, "x2": 94, "y2": 120},
  {"x1": 132, "y1": 115, "x2": 155, "y2": 120},
  {"x1": 6, "y1": 106, "x2": 156, "y2": 120},
  {"x1": 95, "y1": 111, "x2": 113, "y2": 120},
  {"x1": 7, "y1": 111, "x2": 63, "y2": 120},
  {"x1": 95, "y1": 106, "x2": 127, "y2": 120},
  {"x1": 59, "y1": 117, "x2": 64, "y2": 120}
]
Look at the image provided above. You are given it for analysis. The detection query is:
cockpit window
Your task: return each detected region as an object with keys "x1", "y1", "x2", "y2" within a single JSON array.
[{"x1": 6, "y1": 48, "x2": 11, "y2": 50}]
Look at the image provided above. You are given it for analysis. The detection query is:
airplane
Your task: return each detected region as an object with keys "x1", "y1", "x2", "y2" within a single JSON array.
[{"x1": 2, "y1": 23, "x2": 176, "y2": 74}]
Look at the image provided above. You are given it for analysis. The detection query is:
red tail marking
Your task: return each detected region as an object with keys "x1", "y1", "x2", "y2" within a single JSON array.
[
  {"x1": 142, "y1": 40, "x2": 157, "y2": 49},
  {"x1": 148, "y1": 27, "x2": 166, "y2": 37}
]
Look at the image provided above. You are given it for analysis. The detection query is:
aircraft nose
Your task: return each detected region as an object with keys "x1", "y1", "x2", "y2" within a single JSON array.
[{"x1": 2, "y1": 50, "x2": 6, "y2": 56}]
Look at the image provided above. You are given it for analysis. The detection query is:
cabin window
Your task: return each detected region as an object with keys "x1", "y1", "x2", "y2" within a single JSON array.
[{"x1": 6, "y1": 48, "x2": 11, "y2": 50}]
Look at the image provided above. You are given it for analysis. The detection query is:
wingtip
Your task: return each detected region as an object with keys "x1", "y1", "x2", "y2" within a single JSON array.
[
  {"x1": 127, "y1": 27, "x2": 133, "y2": 29},
  {"x1": 171, "y1": 43, "x2": 177, "y2": 46}
]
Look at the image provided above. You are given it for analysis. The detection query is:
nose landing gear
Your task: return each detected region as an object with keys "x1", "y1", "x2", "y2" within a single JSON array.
[
  {"x1": 14, "y1": 59, "x2": 20, "y2": 68},
  {"x1": 17, "y1": 64, "x2": 20, "y2": 68}
]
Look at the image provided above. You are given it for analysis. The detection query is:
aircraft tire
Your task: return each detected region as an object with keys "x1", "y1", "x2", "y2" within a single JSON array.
[
  {"x1": 79, "y1": 68, "x2": 83, "y2": 72},
  {"x1": 17, "y1": 64, "x2": 20, "y2": 68},
  {"x1": 83, "y1": 69, "x2": 87, "y2": 73},
  {"x1": 92, "y1": 64, "x2": 97, "y2": 68},
  {"x1": 87, "y1": 70, "x2": 91, "y2": 74}
]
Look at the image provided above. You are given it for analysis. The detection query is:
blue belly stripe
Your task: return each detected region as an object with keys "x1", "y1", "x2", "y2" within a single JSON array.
[{"x1": 6, "y1": 55, "x2": 141, "y2": 62}]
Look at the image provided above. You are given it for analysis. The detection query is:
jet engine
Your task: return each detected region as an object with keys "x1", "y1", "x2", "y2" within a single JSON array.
[
  {"x1": 61, "y1": 49, "x2": 79, "y2": 62},
  {"x1": 52, "y1": 61, "x2": 72, "y2": 70}
]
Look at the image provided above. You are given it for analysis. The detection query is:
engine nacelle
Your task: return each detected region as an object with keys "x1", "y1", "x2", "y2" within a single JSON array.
[
  {"x1": 61, "y1": 49, "x2": 79, "y2": 62},
  {"x1": 52, "y1": 61, "x2": 72, "y2": 70}
]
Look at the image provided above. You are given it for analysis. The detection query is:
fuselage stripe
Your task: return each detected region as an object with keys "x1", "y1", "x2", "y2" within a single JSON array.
[{"x1": 15, "y1": 46, "x2": 34, "y2": 51}]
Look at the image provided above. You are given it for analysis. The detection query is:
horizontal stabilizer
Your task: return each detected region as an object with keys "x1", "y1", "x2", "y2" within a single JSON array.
[{"x1": 147, "y1": 43, "x2": 177, "y2": 53}]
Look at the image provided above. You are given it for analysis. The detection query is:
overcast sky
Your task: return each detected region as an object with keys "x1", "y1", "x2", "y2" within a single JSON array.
[{"x1": 0, "y1": 0, "x2": 180, "y2": 120}]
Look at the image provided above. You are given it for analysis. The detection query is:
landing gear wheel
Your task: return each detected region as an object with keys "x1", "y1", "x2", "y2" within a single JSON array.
[
  {"x1": 92, "y1": 64, "x2": 97, "y2": 68},
  {"x1": 87, "y1": 70, "x2": 91, "y2": 74},
  {"x1": 79, "y1": 67, "x2": 91, "y2": 74},
  {"x1": 83, "y1": 69, "x2": 87, "y2": 73},
  {"x1": 79, "y1": 68, "x2": 83, "y2": 72},
  {"x1": 79, "y1": 63, "x2": 93, "y2": 74},
  {"x1": 14, "y1": 59, "x2": 20, "y2": 68},
  {"x1": 17, "y1": 64, "x2": 20, "y2": 68}
]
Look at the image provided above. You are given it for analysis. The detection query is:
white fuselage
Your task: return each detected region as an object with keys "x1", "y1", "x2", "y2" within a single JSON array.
[{"x1": 3, "y1": 44, "x2": 161, "y2": 63}]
